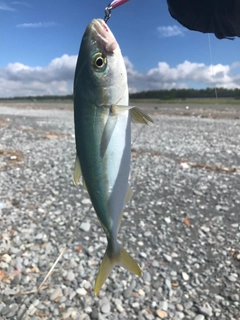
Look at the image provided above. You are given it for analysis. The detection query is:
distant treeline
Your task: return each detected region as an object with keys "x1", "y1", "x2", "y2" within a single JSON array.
[
  {"x1": 130, "y1": 88, "x2": 240, "y2": 99},
  {"x1": 1, "y1": 88, "x2": 240, "y2": 101},
  {"x1": 0, "y1": 94, "x2": 73, "y2": 101}
]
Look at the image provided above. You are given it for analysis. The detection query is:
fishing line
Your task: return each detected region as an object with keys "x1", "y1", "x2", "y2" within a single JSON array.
[{"x1": 208, "y1": 33, "x2": 219, "y2": 104}]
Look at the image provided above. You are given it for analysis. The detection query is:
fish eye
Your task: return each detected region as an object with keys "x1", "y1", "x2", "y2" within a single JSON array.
[{"x1": 93, "y1": 53, "x2": 107, "y2": 70}]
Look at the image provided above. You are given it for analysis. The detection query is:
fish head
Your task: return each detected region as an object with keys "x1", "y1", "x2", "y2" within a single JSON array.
[{"x1": 74, "y1": 19, "x2": 128, "y2": 106}]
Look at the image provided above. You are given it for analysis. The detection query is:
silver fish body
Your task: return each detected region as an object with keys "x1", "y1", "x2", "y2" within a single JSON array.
[{"x1": 73, "y1": 19, "x2": 152, "y2": 295}]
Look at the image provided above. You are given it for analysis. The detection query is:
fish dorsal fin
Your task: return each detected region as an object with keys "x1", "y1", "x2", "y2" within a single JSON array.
[
  {"x1": 73, "y1": 155, "x2": 82, "y2": 186},
  {"x1": 130, "y1": 107, "x2": 154, "y2": 125},
  {"x1": 110, "y1": 104, "x2": 133, "y2": 115}
]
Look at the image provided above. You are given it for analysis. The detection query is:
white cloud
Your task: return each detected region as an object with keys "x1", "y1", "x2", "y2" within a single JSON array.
[
  {"x1": 157, "y1": 25, "x2": 185, "y2": 38},
  {"x1": 0, "y1": 1, "x2": 15, "y2": 11},
  {"x1": 0, "y1": 54, "x2": 77, "y2": 97},
  {"x1": 16, "y1": 22, "x2": 57, "y2": 28},
  {"x1": 0, "y1": 55, "x2": 239, "y2": 97},
  {"x1": 124, "y1": 58, "x2": 240, "y2": 92}
]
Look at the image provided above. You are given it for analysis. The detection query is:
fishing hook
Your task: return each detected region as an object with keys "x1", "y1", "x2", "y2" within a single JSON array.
[
  {"x1": 104, "y1": 4, "x2": 112, "y2": 23},
  {"x1": 104, "y1": 0, "x2": 130, "y2": 24}
]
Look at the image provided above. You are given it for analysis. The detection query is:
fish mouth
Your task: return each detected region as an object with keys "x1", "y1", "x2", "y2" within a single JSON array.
[{"x1": 87, "y1": 19, "x2": 118, "y2": 54}]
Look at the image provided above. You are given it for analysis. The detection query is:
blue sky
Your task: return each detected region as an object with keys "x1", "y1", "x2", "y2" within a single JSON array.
[{"x1": 0, "y1": 0, "x2": 240, "y2": 97}]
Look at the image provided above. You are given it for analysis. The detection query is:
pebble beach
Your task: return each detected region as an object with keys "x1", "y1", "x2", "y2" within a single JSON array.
[{"x1": 0, "y1": 102, "x2": 240, "y2": 320}]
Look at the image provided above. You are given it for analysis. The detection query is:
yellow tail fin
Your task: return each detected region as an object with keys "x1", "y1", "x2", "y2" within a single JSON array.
[{"x1": 94, "y1": 244, "x2": 142, "y2": 295}]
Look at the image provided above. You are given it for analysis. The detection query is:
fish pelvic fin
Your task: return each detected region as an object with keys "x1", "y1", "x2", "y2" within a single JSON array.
[
  {"x1": 73, "y1": 155, "x2": 88, "y2": 191},
  {"x1": 94, "y1": 243, "x2": 142, "y2": 295}
]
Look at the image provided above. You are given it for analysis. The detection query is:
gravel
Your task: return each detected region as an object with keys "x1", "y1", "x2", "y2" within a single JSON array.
[{"x1": 0, "y1": 102, "x2": 240, "y2": 319}]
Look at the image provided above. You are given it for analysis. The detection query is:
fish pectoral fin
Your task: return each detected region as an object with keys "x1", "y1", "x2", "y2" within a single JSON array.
[
  {"x1": 73, "y1": 155, "x2": 82, "y2": 186},
  {"x1": 110, "y1": 105, "x2": 153, "y2": 125},
  {"x1": 110, "y1": 104, "x2": 134, "y2": 115},
  {"x1": 94, "y1": 243, "x2": 142, "y2": 295},
  {"x1": 130, "y1": 107, "x2": 154, "y2": 125}
]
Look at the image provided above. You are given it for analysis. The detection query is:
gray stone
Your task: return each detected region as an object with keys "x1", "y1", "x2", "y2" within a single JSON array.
[
  {"x1": 0, "y1": 303, "x2": 6, "y2": 314},
  {"x1": 132, "y1": 302, "x2": 140, "y2": 310},
  {"x1": 76, "y1": 288, "x2": 87, "y2": 296},
  {"x1": 11, "y1": 273, "x2": 21, "y2": 285},
  {"x1": 50, "y1": 287, "x2": 63, "y2": 301},
  {"x1": 194, "y1": 315, "x2": 205, "y2": 320},
  {"x1": 152, "y1": 260, "x2": 160, "y2": 267},
  {"x1": 163, "y1": 254, "x2": 172, "y2": 263},
  {"x1": 173, "y1": 312, "x2": 185, "y2": 320},
  {"x1": 14, "y1": 256, "x2": 23, "y2": 270},
  {"x1": 90, "y1": 308, "x2": 98, "y2": 319},
  {"x1": 228, "y1": 275, "x2": 238, "y2": 282},
  {"x1": 5, "y1": 304, "x2": 18, "y2": 318},
  {"x1": 81, "y1": 198, "x2": 91, "y2": 205},
  {"x1": 62, "y1": 307, "x2": 79, "y2": 319},
  {"x1": 159, "y1": 301, "x2": 168, "y2": 311},
  {"x1": 140, "y1": 252, "x2": 147, "y2": 258},
  {"x1": 123, "y1": 289, "x2": 132, "y2": 298},
  {"x1": 101, "y1": 302, "x2": 111, "y2": 314},
  {"x1": 28, "y1": 304, "x2": 37, "y2": 316},
  {"x1": 198, "y1": 303, "x2": 213, "y2": 317},
  {"x1": 143, "y1": 271, "x2": 151, "y2": 282},
  {"x1": 182, "y1": 271, "x2": 189, "y2": 281},
  {"x1": 2, "y1": 254, "x2": 11, "y2": 264},
  {"x1": 66, "y1": 270, "x2": 75, "y2": 281},
  {"x1": 80, "y1": 222, "x2": 91, "y2": 232},
  {"x1": 176, "y1": 304, "x2": 184, "y2": 312},
  {"x1": 230, "y1": 294, "x2": 239, "y2": 301},
  {"x1": 184, "y1": 301, "x2": 193, "y2": 310}
]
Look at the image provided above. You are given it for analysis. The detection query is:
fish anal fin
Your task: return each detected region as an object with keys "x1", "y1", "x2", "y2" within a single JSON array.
[
  {"x1": 125, "y1": 184, "x2": 133, "y2": 204},
  {"x1": 117, "y1": 185, "x2": 133, "y2": 232},
  {"x1": 73, "y1": 155, "x2": 82, "y2": 186},
  {"x1": 130, "y1": 107, "x2": 154, "y2": 125}
]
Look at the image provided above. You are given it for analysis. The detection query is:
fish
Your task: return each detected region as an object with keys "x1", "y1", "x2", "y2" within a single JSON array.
[{"x1": 73, "y1": 18, "x2": 153, "y2": 295}]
